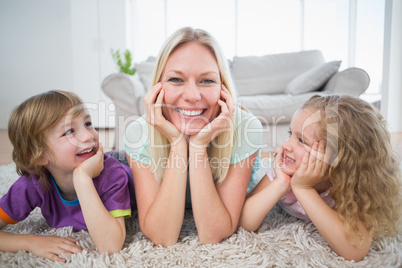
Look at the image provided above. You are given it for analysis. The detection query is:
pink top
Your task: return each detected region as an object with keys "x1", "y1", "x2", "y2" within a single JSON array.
[{"x1": 266, "y1": 169, "x2": 335, "y2": 221}]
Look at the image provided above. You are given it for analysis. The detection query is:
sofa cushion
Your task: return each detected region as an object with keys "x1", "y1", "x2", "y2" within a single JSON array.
[
  {"x1": 238, "y1": 92, "x2": 321, "y2": 124},
  {"x1": 323, "y1": 67, "x2": 370, "y2": 96},
  {"x1": 231, "y1": 50, "x2": 325, "y2": 96},
  {"x1": 284, "y1": 60, "x2": 341, "y2": 95}
]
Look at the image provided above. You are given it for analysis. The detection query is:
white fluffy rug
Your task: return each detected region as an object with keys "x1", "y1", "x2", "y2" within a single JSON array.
[{"x1": 0, "y1": 163, "x2": 401, "y2": 268}]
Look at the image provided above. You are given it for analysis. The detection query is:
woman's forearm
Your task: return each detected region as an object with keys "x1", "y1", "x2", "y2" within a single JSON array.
[
  {"x1": 138, "y1": 141, "x2": 188, "y2": 246},
  {"x1": 188, "y1": 147, "x2": 236, "y2": 244}
]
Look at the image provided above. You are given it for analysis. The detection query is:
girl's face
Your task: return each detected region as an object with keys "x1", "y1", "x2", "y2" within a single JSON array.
[
  {"x1": 161, "y1": 42, "x2": 222, "y2": 135},
  {"x1": 281, "y1": 108, "x2": 323, "y2": 176},
  {"x1": 44, "y1": 109, "x2": 99, "y2": 176}
]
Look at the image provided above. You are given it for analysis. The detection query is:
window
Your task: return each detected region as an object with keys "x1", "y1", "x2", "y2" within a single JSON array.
[
  {"x1": 237, "y1": 0, "x2": 301, "y2": 56},
  {"x1": 355, "y1": 0, "x2": 385, "y2": 94},
  {"x1": 303, "y1": 0, "x2": 349, "y2": 64},
  {"x1": 128, "y1": 0, "x2": 384, "y2": 94}
]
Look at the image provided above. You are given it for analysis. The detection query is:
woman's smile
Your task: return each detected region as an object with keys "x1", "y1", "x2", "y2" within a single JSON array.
[{"x1": 175, "y1": 107, "x2": 205, "y2": 117}]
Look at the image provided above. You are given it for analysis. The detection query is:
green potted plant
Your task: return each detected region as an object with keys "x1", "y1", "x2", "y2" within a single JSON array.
[{"x1": 110, "y1": 49, "x2": 136, "y2": 75}]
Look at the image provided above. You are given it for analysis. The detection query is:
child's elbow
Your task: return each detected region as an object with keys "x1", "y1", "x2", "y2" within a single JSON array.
[
  {"x1": 341, "y1": 252, "x2": 366, "y2": 262},
  {"x1": 336, "y1": 242, "x2": 371, "y2": 262},
  {"x1": 241, "y1": 223, "x2": 258, "y2": 232},
  {"x1": 238, "y1": 220, "x2": 259, "y2": 232}
]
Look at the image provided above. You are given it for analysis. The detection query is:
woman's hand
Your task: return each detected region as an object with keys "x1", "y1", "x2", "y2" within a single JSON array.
[
  {"x1": 272, "y1": 147, "x2": 292, "y2": 194},
  {"x1": 190, "y1": 85, "x2": 234, "y2": 147},
  {"x1": 291, "y1": 140, "x2": 329, "y2": 190},
  {"x1": 144, "y1": 83, "x2": 184, "y2": 145}
]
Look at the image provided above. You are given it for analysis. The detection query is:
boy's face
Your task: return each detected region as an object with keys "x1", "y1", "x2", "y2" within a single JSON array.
[
  {"x1": 281, "y1": 108, "x2": 322, "y2": 176},
  {"x1": 43, "y1": 109, "x2": 99, "y2": 175}
]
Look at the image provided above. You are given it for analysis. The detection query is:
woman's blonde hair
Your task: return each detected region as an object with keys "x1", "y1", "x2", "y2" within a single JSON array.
[
  {"x1": 149, "y1": 27, "x2": 238, "y2": 183},
  {"x1": 8, "y1": 90, "x2": 85, "y2": 191},
  {"x1": 302, "y1": 95, "x2": 401, "y2": 241}
]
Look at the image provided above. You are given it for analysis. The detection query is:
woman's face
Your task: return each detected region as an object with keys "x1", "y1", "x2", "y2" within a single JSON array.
[{"x1": 161, "y1": 42, "x2": 222, "y2": 135}]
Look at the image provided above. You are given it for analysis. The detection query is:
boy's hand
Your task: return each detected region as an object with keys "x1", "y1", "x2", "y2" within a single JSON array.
[
  {"x1": 291, "y1": 140, "x2": 329, "y2": 189},
  {"x1": 74, "y1": 143, "x2": 104, "y2": 179},
  {"x1": 27, "y1": 235, "x2": 82, "y2": 262}
]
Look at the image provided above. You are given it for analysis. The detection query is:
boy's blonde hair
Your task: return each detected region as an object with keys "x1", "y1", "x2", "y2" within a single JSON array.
[
  {"x1": 302, "y1": 95, "x2": 401, "y2": 241},
  {"x1": 149, "y1": 27, "x2": 238, "y2": 183},
  {"x1": 8, "y1": 90, "x2": 84, "y2": 190}
]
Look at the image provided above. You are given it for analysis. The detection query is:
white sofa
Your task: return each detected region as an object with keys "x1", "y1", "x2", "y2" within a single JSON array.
[{"x1": 102, "y1": 50, "x2": 370, "y2": 151}]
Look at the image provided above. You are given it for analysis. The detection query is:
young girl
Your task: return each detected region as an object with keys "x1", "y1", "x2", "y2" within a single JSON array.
[
  {"x1": 240, "y1": 95, "x2": 401, "y2": 261},
  {"x1": 0, "y1": 90, "x2": 135, "y2": 262}
]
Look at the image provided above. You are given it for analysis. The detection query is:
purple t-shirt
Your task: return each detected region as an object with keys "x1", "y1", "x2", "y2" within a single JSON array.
[{"x1": 0, "y1": 154, "x2": 135, "y2": 230}]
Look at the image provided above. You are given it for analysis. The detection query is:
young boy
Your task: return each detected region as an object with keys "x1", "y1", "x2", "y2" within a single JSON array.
[{"x1": 0, "y1": 90, "x2": 135, "y2": 262}]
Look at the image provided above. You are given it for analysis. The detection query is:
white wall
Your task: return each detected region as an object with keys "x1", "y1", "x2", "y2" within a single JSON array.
[
  {"x1": 0, "y1": 0, "x2": 73, "y2": 129},
  {"x1": 382, "y1": 0, "x2": 402, "y2": 132},
  {"x1": 0, "y1": 0, "x2": 127, "y2": 129},
  {"x1": 70, "y1": 0, "x2": 127, "y2": 128}
]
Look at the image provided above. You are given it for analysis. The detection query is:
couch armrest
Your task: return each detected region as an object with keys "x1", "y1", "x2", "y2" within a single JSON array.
[
  {"x1": 324, "y1": 67, "x2": 370, "y2": 97},
  {"x1": 101, "y1": 73, "x2": 146, "y2": 149},
  {"x1": 102, "y1": 73, "x2": 145, "y2": 116}
]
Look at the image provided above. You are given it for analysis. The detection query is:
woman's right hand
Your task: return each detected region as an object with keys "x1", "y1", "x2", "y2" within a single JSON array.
[{"x1": 144, "y1": 83, "x2": 184, "y2": 145}]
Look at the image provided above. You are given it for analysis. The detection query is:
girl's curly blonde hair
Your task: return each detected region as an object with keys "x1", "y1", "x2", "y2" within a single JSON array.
[{"x1": 302, "y1": 95, "x2": 401, "y2": 241}]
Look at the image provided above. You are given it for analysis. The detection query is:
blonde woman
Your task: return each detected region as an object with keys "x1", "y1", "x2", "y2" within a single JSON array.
[
  {"x1": 124, "y1": 27, "x2": 262, "y2": 246},
  {"x1": 240, "y1": 95, "x2": 401, "y2": 261}
]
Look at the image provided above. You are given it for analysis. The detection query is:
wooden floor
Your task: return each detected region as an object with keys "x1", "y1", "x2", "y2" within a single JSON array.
[
  {"x1": 0, "y1": 130, "x2": 13, "y2": 165},
  {"x1": 0, "y1": 129, "x2": 402, "y2": 166}
]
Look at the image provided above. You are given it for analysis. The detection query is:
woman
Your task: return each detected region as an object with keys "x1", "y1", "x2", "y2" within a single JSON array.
[{"x1": 124, "y1": 27, "x2": 262, "y2": 246}]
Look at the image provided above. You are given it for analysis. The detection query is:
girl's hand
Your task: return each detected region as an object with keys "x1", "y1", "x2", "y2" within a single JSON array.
[
  {"x1": 74, "y1": 143, "x2": 104, "y2": 179},
  {"x1": 291, "y1": 140, "x2": 329, "y2": 190},
  {"x1": 27, "y1": 235, "x2": 82, "y2": 262},
  {"x1": 190, "y1": 85, "x2": 234, "y2": 147},
  {"x1": 144, "y1": 83, "x2": 183, "y2": 145},
  {"x1": 272, "y1": 147, "x2": 292, "y2": 193}
]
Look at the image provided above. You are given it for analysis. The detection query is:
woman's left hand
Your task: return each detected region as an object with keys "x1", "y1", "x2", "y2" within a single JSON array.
[
  {"x1": 189, "y1": 85, "x2": 234, "y2": 147},
  {"x1": 291, "y1": 140, "x2": 330, "y2": 189}
]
